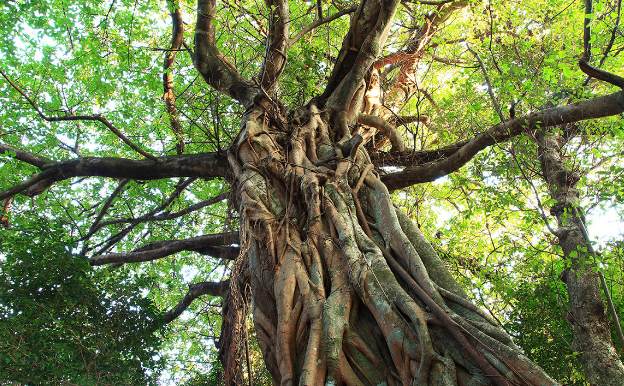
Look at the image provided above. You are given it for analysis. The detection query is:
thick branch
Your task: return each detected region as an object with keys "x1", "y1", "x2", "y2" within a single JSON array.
[
  {"x1": 195, "y1": 245, "x2": 240, "y2": 260},
  {"x1": 89, "y1": 232, "x2": 239, "y2": 265},
  {"x1": 163, "y1": 280, "x2": 230, "y2": 324},
  {"x1": 0, "y1": 143, "x2": 53, "y2": 169},
  {"x1": 319, "y1": 0, "x2": 385, "y2": 103},
  {"x1": 326, "y1": 0, "x2": 401, "y2": 112},
  {"x1": 382, "y1": 90, "x2": 624, "y2": 190},
  {"x1": 0, "y1": 152, "x2": 228, "y2": 201},
  {"x1": 287, "y1": 6, "x2": 357, "y2": 48},
  {"x1": 193, "y1": 0, "x2": 257, "y2": 108},
  {"x1": 369, "y1": 139, "x2": 469, "y2": 166}
]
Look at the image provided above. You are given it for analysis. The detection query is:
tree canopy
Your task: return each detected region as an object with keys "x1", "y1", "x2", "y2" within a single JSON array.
[{"x1": 0, "y1": 0, "x2": 623, "y2": 384}]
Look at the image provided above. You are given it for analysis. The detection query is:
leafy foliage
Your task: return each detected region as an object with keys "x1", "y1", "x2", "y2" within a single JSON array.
[{"x1": 0, "y1": 219, "x2": 163, "y2": 385}]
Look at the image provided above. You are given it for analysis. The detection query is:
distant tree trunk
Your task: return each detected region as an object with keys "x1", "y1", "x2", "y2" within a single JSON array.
[
  {"x1": 218, "y1": 100, "x2": 560, "y2": 386},
  {"x1": 536, "y1": 129, "x2": 624, "y2": 386}
]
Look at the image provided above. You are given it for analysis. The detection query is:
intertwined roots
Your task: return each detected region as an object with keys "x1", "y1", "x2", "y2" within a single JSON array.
[{"x1": 222, "y1": 104, "x2": 558, "y2": 386}]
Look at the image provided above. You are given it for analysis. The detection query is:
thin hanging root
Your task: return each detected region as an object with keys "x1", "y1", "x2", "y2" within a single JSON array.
[
  {"x1": 353, "y1": 164, "x2": 373, "y2": 193},
  {"x1": 434, "y1": 283, "x2": 500, "y2": 327}
]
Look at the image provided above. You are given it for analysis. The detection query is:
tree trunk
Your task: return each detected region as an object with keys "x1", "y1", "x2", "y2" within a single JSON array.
[
  {"x1": 220, "y1": 101, "x2": 560, "y2": 386},
  {"x1": 536, "y1": 129, "x2": 624, "y2": 386}
]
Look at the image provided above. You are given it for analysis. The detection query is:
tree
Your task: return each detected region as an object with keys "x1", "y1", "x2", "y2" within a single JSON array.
[{"x1": 1, "y1": 0, "x2": 623, "y2": 385}]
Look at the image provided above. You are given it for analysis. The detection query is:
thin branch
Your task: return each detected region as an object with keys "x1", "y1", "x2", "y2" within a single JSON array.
[
  {"x1": 84, "y1": 179, "x2": 131, "y2": 240},
  {"x1": 381, "y1": 90, "x2": 624, "y2": 190},
  {"x1": 97, "y1": 191, "x2": 227, "y2": 228},
  {"x1": 163, "y1": 280, "x2": 230, "y2": 324},
  {"x1": 597, "y1": 0, "x2": 622, "y2": 68},
  {"x1": 89, "y1": 232, "x2": 239, "y2": 265},
  {"x1": 510, "y1": 146, "x2": 559, "y2": 236},
  {"x1": 287, "y1": 6, "x2": 357, "y2": 48},
  {"x1": 84, "y1": 177, "x2": 197, "y2": 252},
  {"x1": 599, "y1": 271, "x2": 624, "y2": 354},
  {"x1": 465, "y1": 44, "x2": 505, "y2": 122},
  {"x1": 0, "y1": 69, "x2": 159, "y2": 162}
]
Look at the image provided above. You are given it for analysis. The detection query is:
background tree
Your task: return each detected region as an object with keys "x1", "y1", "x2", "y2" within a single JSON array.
[{"x1": 0, "y1": 0, "x2": 623, "y2": 385}]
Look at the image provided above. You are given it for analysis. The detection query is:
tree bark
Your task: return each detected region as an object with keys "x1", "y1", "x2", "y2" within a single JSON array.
[
  {"x1": 220, "y1": 101, "x2": 559, "y2": 386},
  {"x1": 536, "y1": 129, "x2": 624, "y2": 386}
]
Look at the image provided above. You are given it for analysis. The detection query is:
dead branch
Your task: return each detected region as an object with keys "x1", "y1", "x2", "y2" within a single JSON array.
[{"x1": 0, "y1": 198, "x2": 11, "y2": 228}]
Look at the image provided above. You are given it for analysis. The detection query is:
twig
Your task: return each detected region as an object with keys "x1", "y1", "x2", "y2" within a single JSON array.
[
  {"x1": 597, "y1": 0, "x2": 621, "y2": 68},
  {"x1": 287, "y1": 6, "x2": 357, "y2": 48}
]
